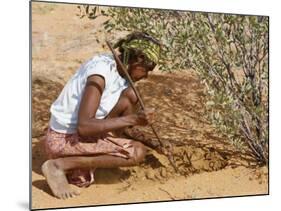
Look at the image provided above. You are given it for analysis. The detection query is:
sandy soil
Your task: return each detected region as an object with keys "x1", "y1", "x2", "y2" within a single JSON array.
[{"x1": 31, "y1": 2, "x2": 268, "y2": 210}]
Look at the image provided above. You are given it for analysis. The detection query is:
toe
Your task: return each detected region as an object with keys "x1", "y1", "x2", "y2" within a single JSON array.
[
  {"x1": 64, "y1": 192, "x2": 69, "y2": 199},
  {"x1": 74, "y1": 189, "x2": 81, "y2": 196},
  {"x1": 68, "y1": 192, "x2": 74, "y2": 198},
  {"x1": 70, "y1": 192, "x2": 77, "y2": 198},
  {"x1": 61, "y1": 194, "x2": 66, "y2": 200},
  {"x1": 58, "y1": 193, "x2": 65, "y2": 200},
  {"x1": 71, "y1": 191, "x2": 79, "y2": 198},
  {"x1": 65, "y1": 192, "x2": 70, "y2": 199},
  {"x1": 68, "y1": 192, "x2": 73, "y2": 199}
]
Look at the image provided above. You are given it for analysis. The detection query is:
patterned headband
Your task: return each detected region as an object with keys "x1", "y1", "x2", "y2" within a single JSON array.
[{"x1": 121, "y1": 39, "x2": 161, "y2": 65}]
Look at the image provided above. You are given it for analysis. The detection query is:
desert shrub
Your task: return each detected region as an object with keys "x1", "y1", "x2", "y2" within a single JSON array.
[
  {"x1": 184, "y1": 14, "x2": 269, "y2": 164},
  {"x1": 80, "y1": 6, "x2": 269, "y2": 164}
]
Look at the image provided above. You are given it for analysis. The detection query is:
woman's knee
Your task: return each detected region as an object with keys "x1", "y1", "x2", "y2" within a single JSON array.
[
  {"x1": 113, "y1": 87, "x2": 138, "y2": 117},
  {"x1": 122, "y1": 87, "x2": 138, "y2": 105},
  {"x1": 107, "y1": 88, "x2": 137, "y2": 118},
  {"x1": 131, "y1": 141, "x2": 147, "y2": 164}
]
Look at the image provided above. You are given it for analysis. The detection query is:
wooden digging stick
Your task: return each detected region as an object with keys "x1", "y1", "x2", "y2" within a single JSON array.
[{"x1": 106, "y1": 40, "x2": 178, "y2": 173}]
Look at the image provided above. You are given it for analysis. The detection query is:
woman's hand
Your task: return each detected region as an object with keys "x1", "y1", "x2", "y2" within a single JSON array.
[{"x1": 133, "y1": 108, "x2": 155, "y2": 126}]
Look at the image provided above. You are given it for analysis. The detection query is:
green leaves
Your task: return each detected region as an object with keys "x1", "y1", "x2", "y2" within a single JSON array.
[{"x1": 98, "y1": 7, "x2": 268, "y2": 164}]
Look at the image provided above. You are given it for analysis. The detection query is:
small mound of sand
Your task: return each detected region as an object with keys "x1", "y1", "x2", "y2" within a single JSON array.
[
  {"x1": 121, "y1": 145, "x2": 229, "y2": 183},
  {"x1": 173, "y1": 146, "x2": 228, "y2": 174}
]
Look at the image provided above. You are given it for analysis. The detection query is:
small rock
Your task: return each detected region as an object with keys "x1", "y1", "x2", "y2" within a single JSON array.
[{"x1": 145, "y1": 171, "x2": 155, "y2": 180}]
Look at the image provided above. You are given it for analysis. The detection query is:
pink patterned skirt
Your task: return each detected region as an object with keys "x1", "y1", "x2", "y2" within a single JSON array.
[{"x1": 44, "y1": 127, "x2": 136, "y2": 188}]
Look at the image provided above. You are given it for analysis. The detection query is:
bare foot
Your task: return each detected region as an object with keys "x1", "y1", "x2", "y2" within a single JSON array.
[{"x1": 41, "y1": 160, "x2": 80, "y2": 199}]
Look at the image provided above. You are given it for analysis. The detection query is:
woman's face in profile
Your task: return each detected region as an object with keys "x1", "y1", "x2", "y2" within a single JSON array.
[{"x1": 128, "y1": 54, "x2": 155, "y2": 82}]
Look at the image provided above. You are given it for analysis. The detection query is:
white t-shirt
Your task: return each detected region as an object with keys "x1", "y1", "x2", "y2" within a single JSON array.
[{"x1": 50, "y1": 53, "x2": 129, "y2": 134}]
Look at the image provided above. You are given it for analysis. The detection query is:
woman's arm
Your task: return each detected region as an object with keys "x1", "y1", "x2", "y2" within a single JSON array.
[{"x1": 77, "y1": 75, "x2": 141, "y2": 137}]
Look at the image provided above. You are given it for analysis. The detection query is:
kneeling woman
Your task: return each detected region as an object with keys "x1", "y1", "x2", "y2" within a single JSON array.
[{"x1": 42, "y1": 32, "x2": 162, "y2": 199}]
